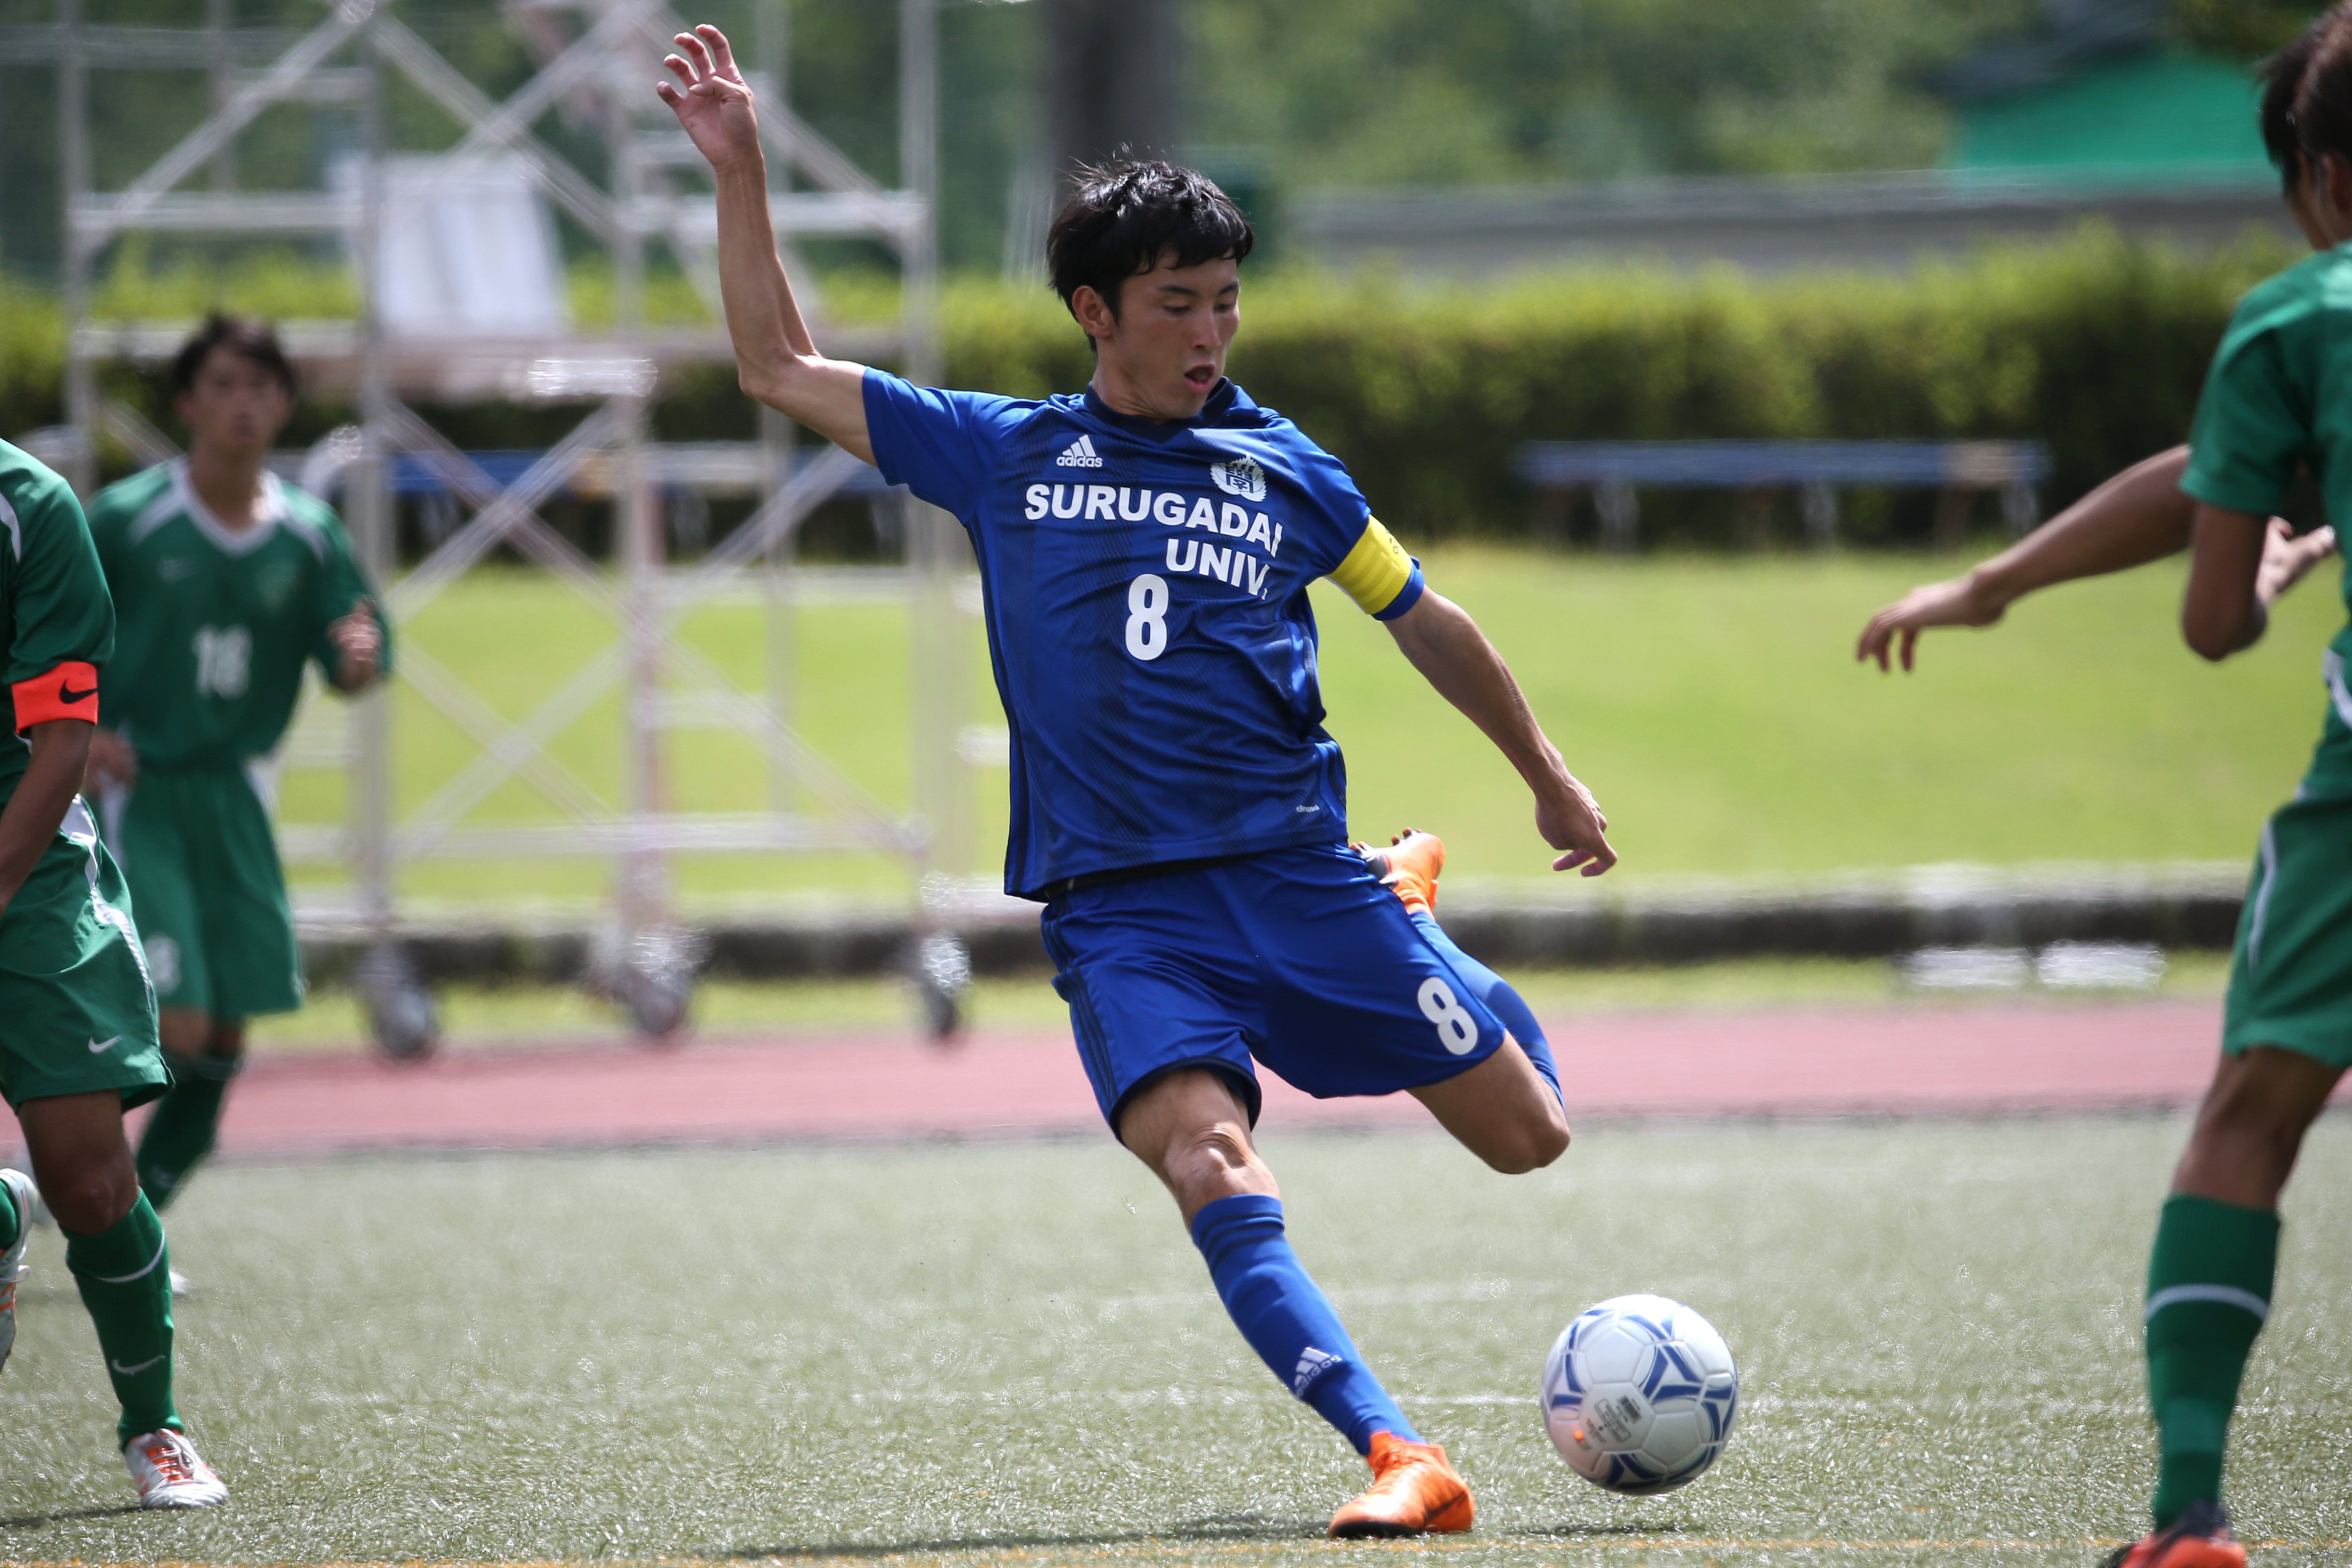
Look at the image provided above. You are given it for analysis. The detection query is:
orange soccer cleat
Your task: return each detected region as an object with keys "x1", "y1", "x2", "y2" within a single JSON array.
[
  {"x1": 2099, "y1": 1503, "x2": 2248, "y2": 1568},
  {"x1": 1357, "y1": 828, "x2": 1445, "y2": 917},
  {"x1": 1327, "y1": 1431, "x2": 1474, "y2": 1539}
]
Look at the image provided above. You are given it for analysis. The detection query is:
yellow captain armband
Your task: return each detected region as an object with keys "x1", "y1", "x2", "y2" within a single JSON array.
[{"x1": 1327, "y1": 516, "x2": 1426, "y2": 621}]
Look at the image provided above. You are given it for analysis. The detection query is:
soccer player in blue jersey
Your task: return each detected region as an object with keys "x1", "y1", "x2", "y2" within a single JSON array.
[{"x1": 662, "y1": 26, "x2": 1614, "y2": 1536}]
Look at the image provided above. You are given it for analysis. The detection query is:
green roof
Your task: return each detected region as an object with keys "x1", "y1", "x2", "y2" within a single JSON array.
[{"x1": 1946, "y1": 50, "x2": 2274, "y2": 187}]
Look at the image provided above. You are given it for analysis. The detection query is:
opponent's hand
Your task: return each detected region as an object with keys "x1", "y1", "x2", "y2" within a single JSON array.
[
  {"x1": 2254, "y1": 517, "x2": 2337, "y2": 609},
  {"x1": 1855, "y1": 573, "x2": 2005, "y2": 673},
  {"x1": 657, "y1": 24, "x2": 762, "y2": 176},
  {"x1": 1538, "y1": 771, "x2": 1617, "y2": 877},
  {"x1": 87, "y1": 727, "x2": 137, "y2": 790},
  {"x1": 329, "y1": 597, "x2": 383, "y2": 690}
]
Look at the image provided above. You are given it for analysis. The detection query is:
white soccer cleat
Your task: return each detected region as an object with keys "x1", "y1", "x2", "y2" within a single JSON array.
[
  {"x1": 168, "y1": 1268, "x2": 190, "y2": 1298},
  {"x1": 124, "y1": 1428, "x2": 229, "y2": 1509},
  {"x1": 0, "y1": 1168, "x2": 34, "y2": 1377}
]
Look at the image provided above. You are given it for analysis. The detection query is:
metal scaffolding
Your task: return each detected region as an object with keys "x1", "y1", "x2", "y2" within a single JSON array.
[{"x1": 43, "y1": 0, "x2": 975, "y2": 1049}]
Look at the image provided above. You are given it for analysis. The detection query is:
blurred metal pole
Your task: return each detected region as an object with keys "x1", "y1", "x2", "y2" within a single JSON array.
[
  {"x1": 207, "y1": 0, "x2": 236, "y2": 192},
  {"x1": 350, "y1": 6, "x2": 394, "y2": 941},
  {"x1": 58, "y1": 0, "x2": 94, "y2": 498},
  {"x1": 1045, "y1": 0, "x2": 1182, "y2": 193},
  {"x1": 757, "y1": 0, "x2": 796, "y2": 820},
  {"x1": 900, "y1": 0, "x2": 968, "y2": 891}
]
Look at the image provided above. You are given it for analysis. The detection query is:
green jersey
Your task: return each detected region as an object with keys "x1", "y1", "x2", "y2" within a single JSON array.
[
  {"x1": 87, "y1": 461, "x2": 387, "y2": 771},
  {"x1": 0, "y1": 441, "x2": 117, "y2": 803},
  {"x1": 2183, "y1": 242, "x2": 2352, "y2": 797}
]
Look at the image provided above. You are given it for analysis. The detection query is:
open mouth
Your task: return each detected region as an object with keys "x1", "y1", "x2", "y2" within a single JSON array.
[{"x1": 1182, "y1": 365, "x2": 1217, "y2": 392}]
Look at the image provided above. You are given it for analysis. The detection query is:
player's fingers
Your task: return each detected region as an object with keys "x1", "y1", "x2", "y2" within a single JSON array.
[
  {"x1": 699, "y1": 24, "x2": 739, "y2": 76},
  {"x1": 673, "y1": 29, "x2": 713, "y2": 77},
  {"x1": 662, "y1": 53, "x2": 697, "y2": 87},
  {"x1": 1900, "y1": 626, "x2": 1918, "y2": 672}
]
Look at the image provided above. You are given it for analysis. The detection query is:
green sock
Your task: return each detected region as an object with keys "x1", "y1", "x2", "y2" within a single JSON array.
[
  {"x1": 64, "y1": 1193, "x2": 180, "y2": 1448},
  {"x1": 135, "y1": 1055, "x2": 238, "y2": 1213},
  {"x1": 0, "y1": 1176, "x2": 18, "y2": 1252},
  {"x1": 2144, "y1": 1192, "x2": 2278, "y2": 1530}
]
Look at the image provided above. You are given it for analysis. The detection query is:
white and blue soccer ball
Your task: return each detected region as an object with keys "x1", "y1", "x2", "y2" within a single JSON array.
[{"x1": 1540, "y1": 1293, "x2": 1740, "y2": 1495}]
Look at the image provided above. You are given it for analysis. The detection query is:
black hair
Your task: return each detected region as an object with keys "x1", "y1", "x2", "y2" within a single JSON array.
[
  {"x1": 1044, "y1": 159, "x2": 1253, "y2": 340},
  {"x1": 170, "y1": 312, "x2": 297, "y2": 398},
  {"x1": 2260, "y1": 18, "x2": 2326, "y2": 191},
  {"x1": 2293, "y1": 4, "x2": 2352, "y2": 187}
]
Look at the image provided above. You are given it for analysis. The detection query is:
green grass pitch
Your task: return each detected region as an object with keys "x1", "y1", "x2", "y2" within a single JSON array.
[
  {"x1": 3, "y1": 1116, "x2": 2345, "y2": 1565},
  {"x1": 277, "y1": 546, "x2": 2343, "y2": 908}
]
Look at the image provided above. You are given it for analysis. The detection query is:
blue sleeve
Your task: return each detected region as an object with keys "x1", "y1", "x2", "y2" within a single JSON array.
[{"x1": 861, "y1": 369, "x2": 1029, "y2": 523}]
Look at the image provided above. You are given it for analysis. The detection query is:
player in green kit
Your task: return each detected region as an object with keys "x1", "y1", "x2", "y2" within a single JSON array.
[
  {"x1": 0, "y1": 438, "x2": 230, "y2": 1507},
  {"x1": 1859, "y1": 15, "x2": 2351, "y2": 1565},
  {"x1": 84, "y1": 316, "x2": 388, "y2": 1244}
]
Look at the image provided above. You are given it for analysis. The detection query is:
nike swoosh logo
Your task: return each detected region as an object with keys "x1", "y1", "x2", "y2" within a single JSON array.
[
  {"x1": 88, "y1": 1035, "x2": 120, "y2": 1054},
  {"x1": 59, "y1": 682, "x2": 96, "y2": 705},
  {"x1": 111, "y1": 1354, "x2": 164, "y2": 1375}
]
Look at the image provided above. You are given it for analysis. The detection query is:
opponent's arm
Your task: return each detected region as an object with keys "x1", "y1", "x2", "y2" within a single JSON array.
[
  {"x1": 0, "y1": 720, "x2": 91, "y2": 914},
  {"x1": 327, "y1": 596, "x2": 384, "y2": 693},
  {"x1": 1385, "y1": 591, "x2": 1617, "y2": 876},
  {"x1": 1857, "y1": 447, "x2": 2199, "y2": 672},
  {"x1": 658, "y1": 24, "x2": 872, "y2": 462}
]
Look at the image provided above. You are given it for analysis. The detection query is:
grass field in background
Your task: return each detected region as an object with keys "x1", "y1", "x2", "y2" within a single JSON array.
[
  {"x1": 276, "y1": 547, "x2": 2341, "y2": 908},
  {"x1": 2, "y1": 1119, "x2": 2346, "y2": 1564}
]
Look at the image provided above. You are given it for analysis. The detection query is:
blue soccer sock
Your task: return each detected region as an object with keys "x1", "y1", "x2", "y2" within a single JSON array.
[
  {"x1": 1411, "y1": 909, "x2": 1561, "y2": 1108},
  {"x1": 1189, "y1": 1193, "x2": 1420, "y2": 1454}
]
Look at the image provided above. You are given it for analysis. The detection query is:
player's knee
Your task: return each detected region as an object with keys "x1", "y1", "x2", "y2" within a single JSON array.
[
  {"x1": 42, "y1": 1164, "x2": 137, "y2": 1234},
  {"x1": 157, "y1": 1009, "x2": 210, "y2": 1058},
  {"x1": 203, "y1": 1022, "x2": 245, "y2": 1061}
]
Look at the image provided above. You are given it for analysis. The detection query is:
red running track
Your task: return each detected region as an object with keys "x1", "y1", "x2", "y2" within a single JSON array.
[{"x1": 52, "y1": 997, "x2": 2343, "y2": 1161}]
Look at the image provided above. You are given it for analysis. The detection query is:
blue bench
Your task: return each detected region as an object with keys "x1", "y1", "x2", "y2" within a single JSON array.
[{"x1": 1512, "y1": 439, "x2": 2053, "y2": 550}]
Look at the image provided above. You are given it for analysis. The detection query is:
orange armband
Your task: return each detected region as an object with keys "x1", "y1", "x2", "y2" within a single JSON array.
[{"x1": 14, "y1": 662, "x2": 98, "y2": 731}]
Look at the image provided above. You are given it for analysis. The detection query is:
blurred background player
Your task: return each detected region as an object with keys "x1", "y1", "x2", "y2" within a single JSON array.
[
  {"x1": 660, "y1": 23, "x2": 1612, "y2": 1537},
  {"x1": 0, "y1": 436, "x2": 228, "y2": 1508},
  {"x1": 1857, "y1": 16, "x2": 2350, "y2": 1566},
  {"x1": 84, "y1": 316, "x2": 389, "y2": 1267}
]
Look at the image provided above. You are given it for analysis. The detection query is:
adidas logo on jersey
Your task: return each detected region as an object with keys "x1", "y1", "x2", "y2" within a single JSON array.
[{"x1": 1055, "y1": 435, "x2": 1105, "y2": 469}]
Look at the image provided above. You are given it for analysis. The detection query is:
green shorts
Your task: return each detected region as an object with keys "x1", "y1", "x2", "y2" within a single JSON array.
[
  {"x1": 98, "y1": 763, "x2": 303, "y2": 1022},
  {"x1": 0, "y1": 799, "x2": 168, "y2": 1112},
  {"x1": 2223, "y1": 791, "x2": 2352, "y2": 1071}
]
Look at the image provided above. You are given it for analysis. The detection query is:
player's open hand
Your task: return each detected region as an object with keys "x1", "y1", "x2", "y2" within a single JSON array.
[
  {"x1": 87, "y1": 727, "x2": 137, "y2": 791},
  {"x1": 329, "y1": 597, "x2": 383, "y2": 690},
  {"x1": 1539, "y1": 772, "x2": 1617, "y2": 877},
  {"x1": 1854, "y1": 572, "x2": 2004, "y2": 673},
  {"x1": 657, "y1": 24, "x2": 761, "y2": 176},
  {"x1": 2254, "y1": 517, "x2": 2337, "y2": 609}
]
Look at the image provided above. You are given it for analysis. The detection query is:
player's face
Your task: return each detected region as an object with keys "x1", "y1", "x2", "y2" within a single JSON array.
[
  {"x1": 1089, "y1": 253, "x2": 1241, "y2": 420},
  {"x1": 176, "y1": 347, "x2": 293, "y2": 461}
]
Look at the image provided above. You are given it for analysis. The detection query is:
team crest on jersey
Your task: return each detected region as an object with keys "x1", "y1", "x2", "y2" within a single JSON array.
[
  {"x1": 1210, "y1": 455, "x2": 1266, "y2": 502},
  {"x1": 255, "y1": 559, "x2": 300, "y2": 613}
]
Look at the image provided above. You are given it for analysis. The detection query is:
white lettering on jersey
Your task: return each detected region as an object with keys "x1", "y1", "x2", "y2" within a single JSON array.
[
  {"x1": 1219, "y1": 503, "x2": 1250, "y2": 537},
  {"x1": 1245, "y1": 514, "x2": 1273, "y2": 550},
  {"x1": 1057, "y1": 434, "x2": 1104, "y2": 468},
  {"x1": 1050, "y1": 485, "x2": 1083, "y2": 518},
  {"x1": 1185, "y1": 497, "x2": 1218, "y2": 531},
  {"x1": 1153, "y1": 492, "x2": 1187, "y2": 526},
  {"x1": 1124, "y1": 574, "x2": 1169, "y2": 660},
  {"x1": 1196, "y1": 544, "x2": 1231, "y2": 583},
  {"x1": 1084, "y1": 485, "x2": 1117, "y2": 520},
  {"x1": 1025, "y1": 484, "x2": 1050, "y2": 520},
  {"x1": 1166, "y1": 539, "x2": 1197, "y2": 573},
  {"x1": 193, "y1": 625, "x2": 252, "y2": 700},
  {"x1": 1117, "y1": 487, "x2": 1152, "y2": 521}
]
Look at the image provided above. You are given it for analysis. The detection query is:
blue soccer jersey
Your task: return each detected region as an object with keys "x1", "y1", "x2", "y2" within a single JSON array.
[{"x1": 864, "y1": 372, "x2": 1425, "y2": 900}]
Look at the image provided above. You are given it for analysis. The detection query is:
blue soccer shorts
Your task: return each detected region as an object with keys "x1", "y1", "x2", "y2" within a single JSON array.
[{"x1": 1039, "y1": 842, "x2": 1509, "y2": 1136}]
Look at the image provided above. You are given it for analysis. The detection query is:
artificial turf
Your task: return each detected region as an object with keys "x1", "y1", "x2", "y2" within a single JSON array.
[{"x1": 2, "y1": 1116, "x2": 2345, "y2": 1565}]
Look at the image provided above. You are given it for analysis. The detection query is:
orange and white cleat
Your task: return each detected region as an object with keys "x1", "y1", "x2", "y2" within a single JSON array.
[
  {"x1": 1328, "y1": 1431, "x2": 1474, "y2": 1539},
  {"x1": 0, "y1": 1169, "x2": 33, "y2": 1377},
  {"x1": 124, "y1": 1429, "x2": 229, "y2": 1509},
  {"x1": 2098, "y1": 1502, "x2": 2247, "y2": 1568},
  {"x1": 1356, "y1": 828, "x2": 1445, "y2": 917}
]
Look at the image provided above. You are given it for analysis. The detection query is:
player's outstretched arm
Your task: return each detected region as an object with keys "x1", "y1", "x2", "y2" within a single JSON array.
[
  {"x1": 657, "y1": 24, "x2": 872, "y2": 463},
  {"x1": 1384, "y1": 591, "x2": 1617, "y2": 876},
  {"x1": 1856, "y1": 446, "x2": 2197, "y2": 672},
  {"x1": 2183, "y1": 505, "x2": 2339, "y2": 660}
]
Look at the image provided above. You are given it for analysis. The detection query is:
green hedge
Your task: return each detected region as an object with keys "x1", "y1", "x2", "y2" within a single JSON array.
[{"x1": 0, "y1": 225, "x2": 2300, "y2": 546}]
